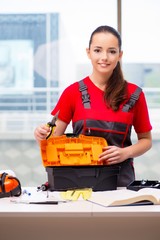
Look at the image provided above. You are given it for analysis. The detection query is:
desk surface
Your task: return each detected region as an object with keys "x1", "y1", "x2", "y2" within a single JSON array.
[
  {"x1": 1, "y1": 187, "x2": 160, "y2": 240},
  {"x1": 1, "y1": 187, "x2": 160, "y2": 216}
]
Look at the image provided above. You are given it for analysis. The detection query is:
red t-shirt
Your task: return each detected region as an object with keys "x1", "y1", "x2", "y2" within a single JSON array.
[{"x1": 51, "y1": 77, "x2": 152, "y2": 134}]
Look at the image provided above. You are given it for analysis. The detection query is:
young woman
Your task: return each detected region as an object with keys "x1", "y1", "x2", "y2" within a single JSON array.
[{"x1": 34, "y1": 25, "x2": 152, "y2": 187}]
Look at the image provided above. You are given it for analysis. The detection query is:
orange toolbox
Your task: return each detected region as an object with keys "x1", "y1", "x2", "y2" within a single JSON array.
[{"x1": 40, "y1": 134, "x2": 108, "y2": 167}]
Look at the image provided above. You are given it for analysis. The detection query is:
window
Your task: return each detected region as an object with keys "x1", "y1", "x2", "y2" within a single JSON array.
[
  {"x1": 122, "y1": 0, "x2": 160, "y2": 108},
  {"x1": 0, "y1": 13, "x2": 59, "y2": 137},
  {"x1": 122, "y1": 0, "x2": 160, "y2": 138},
  {"x1": 0, "y1": 1, "x2": 117, "y2": 139}
]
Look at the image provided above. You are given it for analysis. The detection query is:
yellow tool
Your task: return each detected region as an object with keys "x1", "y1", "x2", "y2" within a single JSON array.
[{"x1": 46, "y1": 115, "x2": 57, "y2": 139}]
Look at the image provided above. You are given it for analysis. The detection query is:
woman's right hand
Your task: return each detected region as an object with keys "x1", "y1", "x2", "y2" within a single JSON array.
[
  {"x1": 34, "y1": 124, "x2": 50, "y2": 143},
  {"x1": 34, "y1": 119, "x2": 68, "y2": 144}
]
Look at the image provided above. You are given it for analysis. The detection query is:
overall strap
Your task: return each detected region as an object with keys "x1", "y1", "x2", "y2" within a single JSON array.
[
  {"x1": 122, "y1": 86, "x2": 142, "y2": 112},
  {"x1": 79, "y1": 80, "x2": 142, "y2": 112},
  {"x1": 79, "y1": 79, "x2": 91, "y2": 109}
]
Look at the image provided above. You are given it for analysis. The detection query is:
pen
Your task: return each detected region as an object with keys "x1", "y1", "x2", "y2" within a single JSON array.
[
  {"x1": 29, "y1": 201, "x2": 59, "y2": 204},
  {"x1": 11, "y1": 199, "x2": 67, "y2": 204},
  {"x1": 29, "y1": 200, "x2": 68, "y2": 205}
]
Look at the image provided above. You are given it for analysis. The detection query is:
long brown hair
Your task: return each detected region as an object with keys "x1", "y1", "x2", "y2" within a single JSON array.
[{"x1": 89, "y1": 25, "x2": 127, "y2": 111}]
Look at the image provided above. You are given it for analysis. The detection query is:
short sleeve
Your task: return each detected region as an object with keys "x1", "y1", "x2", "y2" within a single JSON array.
[
  {"x1": 51, "y1": 83, "x2": 78, "y2": 124},
  {"x1": 133, "y1": 90, "x2": 152, "y2": 133}
]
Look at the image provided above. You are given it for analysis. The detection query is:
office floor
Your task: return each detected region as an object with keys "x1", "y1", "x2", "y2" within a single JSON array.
[{"x1": 0, "y1": 139, "x2": 159, "y2": 187}]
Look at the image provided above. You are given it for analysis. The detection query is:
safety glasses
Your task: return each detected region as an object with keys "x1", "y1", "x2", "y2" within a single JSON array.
[{"x1": 60, "y1": 188, "x2": 92, "y2": 201}]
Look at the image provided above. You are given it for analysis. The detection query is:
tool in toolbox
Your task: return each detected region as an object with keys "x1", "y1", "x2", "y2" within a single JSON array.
[{"x1": 127, "y1": 180, "x2": 160, "y2": 191}]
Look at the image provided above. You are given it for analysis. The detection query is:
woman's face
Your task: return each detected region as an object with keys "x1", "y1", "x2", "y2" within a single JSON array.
[{"x1": 86, "y1": 32, "x2": 123, "y2": 76}]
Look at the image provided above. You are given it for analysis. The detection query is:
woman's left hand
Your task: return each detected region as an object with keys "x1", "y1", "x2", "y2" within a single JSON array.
[
  {"x1": 99, "y1": 146, "x2": 128, "y2": 165},
  {"x1": 99, "y1": 131, "x2": 152, "y2": 165}
]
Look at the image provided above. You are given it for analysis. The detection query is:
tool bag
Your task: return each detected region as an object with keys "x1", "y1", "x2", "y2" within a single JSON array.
[{"x1": 0, "y1": 172, "x2": 22, "y2": 198}]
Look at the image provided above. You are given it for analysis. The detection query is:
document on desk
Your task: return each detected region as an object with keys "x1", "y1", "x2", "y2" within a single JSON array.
[
  {"x1": 87, "y1": 188, "x2": 160, "y2": 207},
  {"x1": 10, "y1": 189, "x2": 68, "y2": 205}
]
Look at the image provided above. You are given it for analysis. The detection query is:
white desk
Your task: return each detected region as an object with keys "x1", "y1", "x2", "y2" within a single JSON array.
[{"x1": 0, "y1": 187, "x2": 160, "y2": 240}]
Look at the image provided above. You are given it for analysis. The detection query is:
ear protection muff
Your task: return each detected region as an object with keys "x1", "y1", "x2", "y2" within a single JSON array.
[{"x1": 0, "y1": 172, "x2": 21, "y2": 198}]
